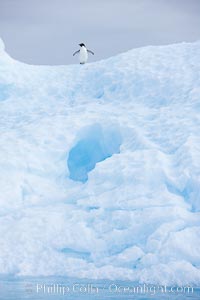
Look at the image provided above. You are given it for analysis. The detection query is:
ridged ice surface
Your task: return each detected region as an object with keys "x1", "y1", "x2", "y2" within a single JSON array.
[{"x1": 0, "y1": 38, "x2": 200, "y2": 285}]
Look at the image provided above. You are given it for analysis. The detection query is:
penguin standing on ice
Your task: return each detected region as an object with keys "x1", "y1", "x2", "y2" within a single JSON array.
[{"x1": 73, "y1": 43, "x2": 94, "y2": 64}]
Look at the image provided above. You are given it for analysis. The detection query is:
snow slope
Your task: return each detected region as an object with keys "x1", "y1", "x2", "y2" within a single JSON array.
[{"x1": 0, "y1": 37, "x2": 200, "y2": 285}]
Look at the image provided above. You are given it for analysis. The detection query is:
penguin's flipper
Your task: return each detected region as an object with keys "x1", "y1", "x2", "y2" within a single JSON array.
[
  {"x1": 73, "y1": 50, "x2": 80, "y2": 56},
  {"x1": 87, "y1": 50, "x2": 94, "y2": 55}
]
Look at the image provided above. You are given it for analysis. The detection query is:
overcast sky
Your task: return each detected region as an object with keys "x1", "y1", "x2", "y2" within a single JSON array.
[{"x1": 0, "y1": 0, "x2": 200, "y2": 65}]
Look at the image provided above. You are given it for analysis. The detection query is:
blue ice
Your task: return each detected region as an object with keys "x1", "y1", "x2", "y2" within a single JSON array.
[{"x1": 67, "y1": 124, "x2": 121, "y2": 182}]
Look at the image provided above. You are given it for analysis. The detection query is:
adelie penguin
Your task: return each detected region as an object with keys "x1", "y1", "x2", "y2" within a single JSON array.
[{"x1": 73, "y1": 43, "x2": 94, "y2": 64}]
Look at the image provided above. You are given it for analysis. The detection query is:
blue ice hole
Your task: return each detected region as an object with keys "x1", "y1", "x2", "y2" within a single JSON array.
[{"x1": 67, "y1": 124, "x2": 122, "y2": 183}]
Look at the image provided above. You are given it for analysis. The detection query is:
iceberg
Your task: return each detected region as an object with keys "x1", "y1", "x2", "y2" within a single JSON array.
[{"x1": 0, "y1": 37, "x2": 200, "y2": 285}]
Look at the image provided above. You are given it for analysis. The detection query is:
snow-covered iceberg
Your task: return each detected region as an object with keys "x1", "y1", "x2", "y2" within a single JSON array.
[{"x1": 0, "y1": 37, "x2": 200, "y2": 285}]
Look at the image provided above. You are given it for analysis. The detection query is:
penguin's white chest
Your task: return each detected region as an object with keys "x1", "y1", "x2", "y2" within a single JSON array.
[{"x1": 79, "y1": 47, "x2": 88, "y2": 64}]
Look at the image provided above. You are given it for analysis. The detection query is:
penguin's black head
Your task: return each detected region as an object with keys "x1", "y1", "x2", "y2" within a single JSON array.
[{"x1": 79, "y1": 43, "x2": 85, "y2": 47}]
